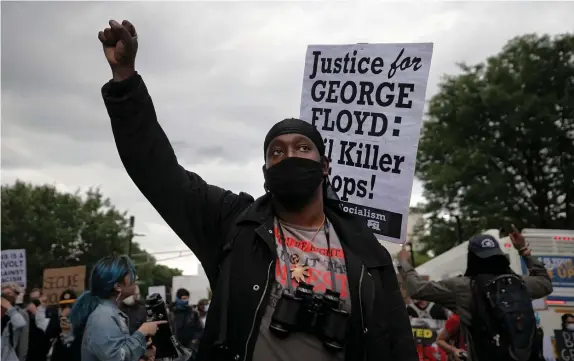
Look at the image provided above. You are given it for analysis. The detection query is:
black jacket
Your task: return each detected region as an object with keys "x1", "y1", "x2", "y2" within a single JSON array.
[
  {"x1": 119, "y1": 301, "x2": 147, "y2": 335},
  {"x1": 26, "y1": 310, "x2": 52, "y2": 361},
  {"x1": 102, "y1": 73, "x2": 417, "y2": 361},
  {"x1": 169, "y1": 306, "x2": 203, "y2": 348}
]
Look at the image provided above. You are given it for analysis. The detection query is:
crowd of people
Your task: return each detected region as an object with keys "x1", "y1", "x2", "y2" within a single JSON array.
[
  {"x1": 397, "y1": 230, "x2": 567, "y2": 361},
  {"x1": 1, "y1": 18, "x2": 568, "y2": 361},
  {"x1": 0, "y1": 272, "x2": 209, "y2": 361}
]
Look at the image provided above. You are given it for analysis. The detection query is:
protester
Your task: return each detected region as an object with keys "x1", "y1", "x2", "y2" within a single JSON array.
[
  {"x1": 436, "y1": 313, "x2": 467, "y2": 361},
  {"x1": 24, "y1": 288, "x2": 53, "y2": 361},
  {"x1": 119, "y1": 285, "x2": 147, "y2": 334},
  {"x1": 407, "y1": 299, "x2": 450, "y2": 321},
  {"x1": 98, "y1": 19, "x2": 417, "y2": 361},
  {"x1": 169, "y1": 289, "x2": 202, "y2": 350},
  {"x1": 398, "y1": 226, "x2": 553, "y2": 361},
  {"x1": 562, "y1": 313, "x2": 574, "y2": 331},
  {"x1": 69, "y1": 255, "x2": 164, "y2": 361},
  {"x1": 1, "y1": 284, "x2": 29, "y2": 361},
  {"x1": 196, "y1": 299, "x2": 209, "y2": 330},
  {"x1": 47, "y1": 290, "x2": 81, "y2": 361}
]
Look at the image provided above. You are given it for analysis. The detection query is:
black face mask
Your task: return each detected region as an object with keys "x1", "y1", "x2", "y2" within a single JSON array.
[{"x1": 263, "y1": 157, "x2": 324, "y2": 211}]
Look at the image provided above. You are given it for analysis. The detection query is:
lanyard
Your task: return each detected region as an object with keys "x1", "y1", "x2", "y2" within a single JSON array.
[{"x1": 277, "y1": 218, "x2": 338, "y2": 294}]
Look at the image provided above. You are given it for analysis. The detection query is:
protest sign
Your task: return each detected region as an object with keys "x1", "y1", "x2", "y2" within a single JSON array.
[
  {"x1": 521, "y1": 255, "x2": 574, "y2": 288},
  {"x1": 411, "y1": 317, "x2": 447, "y2": 360},
  {"x1": 43, "y1": 265, "x2": 86, "y2": 304},
  {"x1": 300, "y1": 43, "x2": 434, "y2": 243},
  {"x1": 1, "y1": 249, "x2": 27, "y2": 289},
  {"x1": 555, "y1": 329, "x2": 574, "y2": 361}
]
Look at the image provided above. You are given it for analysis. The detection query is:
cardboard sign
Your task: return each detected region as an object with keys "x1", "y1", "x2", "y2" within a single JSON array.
[
  {"x1": 43, "y1": 266, "x2": 86, "y2": 304},
  {"x1": 300, "y1": 43, "x2": 434, "y2": 243}
]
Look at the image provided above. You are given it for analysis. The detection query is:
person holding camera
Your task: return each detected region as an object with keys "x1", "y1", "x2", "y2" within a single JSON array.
[
  {"x1": 69, "y1": 256, "x2": 167, "y2": 361},
  {"x1": 97, "y1": 19, "x2": 416, "y2": 361},
  {"x1": 23, "y1": 288, "x2": 52, "y2": 361}
]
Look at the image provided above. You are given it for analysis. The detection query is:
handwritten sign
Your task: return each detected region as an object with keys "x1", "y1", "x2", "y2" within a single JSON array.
[
  {"x1": 1, "y1": 249, "x2": 27, "y2": 288},
  {"x1": 43, "y1": 265, "x2": 86, "y2": 304},
  {"x1": 300, "y1": 43, "x2": 433, "y2": 243},
  {"x1": 522, "y1": 255, "x2": 574, "y2": 288}
]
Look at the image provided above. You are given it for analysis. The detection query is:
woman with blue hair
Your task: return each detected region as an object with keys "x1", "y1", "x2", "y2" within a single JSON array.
[{"x1": 69, "y1": 255, "x2": 166, "y2": 361}]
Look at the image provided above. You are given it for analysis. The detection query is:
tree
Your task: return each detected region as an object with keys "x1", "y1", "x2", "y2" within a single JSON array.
[
  {"x1": 415, "y1": 33, "x2": 574, "y2": 256},
  {"x1": 1, "y1": 181, "x2": 182, "y2": 291}
]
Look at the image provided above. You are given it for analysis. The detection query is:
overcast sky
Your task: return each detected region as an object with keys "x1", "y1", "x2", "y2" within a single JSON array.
[{"x1": 2, "y1": 1, "x2": 572, "y2": 275}]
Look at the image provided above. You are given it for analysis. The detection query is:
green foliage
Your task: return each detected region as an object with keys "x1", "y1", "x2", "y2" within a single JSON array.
[
  {"x1": 1, "y1": 180, "x2": 182, "y2": 290},
  {"x1": 411, "y1": 251, "x2": 431, "y2": 267},
  {"x1": 416, "y1": 33, "x2": 574, "y2": 256}
]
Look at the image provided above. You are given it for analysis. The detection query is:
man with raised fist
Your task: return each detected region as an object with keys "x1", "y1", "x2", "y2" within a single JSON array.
[{"x1": 98, "y1": 20, "x2": 416, "y2": 361}]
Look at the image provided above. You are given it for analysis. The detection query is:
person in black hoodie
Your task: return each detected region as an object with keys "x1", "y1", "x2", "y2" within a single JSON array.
[
  {"x1": 97, "y1": 19, "x2": 416, "y2": 361},
  {"x1": 24, "y1": 289, "x2": 53, "y2": 361},
  {"x1": 169, "y1": 289, "x2": 202, "y2": 351}
]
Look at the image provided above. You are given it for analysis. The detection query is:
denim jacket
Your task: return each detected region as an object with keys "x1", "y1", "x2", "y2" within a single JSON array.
[{"x1": 81, "y1": 300, "x2": 147, "y2": 361}]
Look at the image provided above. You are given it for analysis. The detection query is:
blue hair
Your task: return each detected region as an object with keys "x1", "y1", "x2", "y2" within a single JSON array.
[{"x1": 69, "y1": 255, "x2": 136, "y2": 339}]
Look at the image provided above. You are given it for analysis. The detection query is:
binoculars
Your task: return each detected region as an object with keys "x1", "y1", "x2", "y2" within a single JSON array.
[{"x1": 269, "y1": 282, "x2": 349, "y2": 352}]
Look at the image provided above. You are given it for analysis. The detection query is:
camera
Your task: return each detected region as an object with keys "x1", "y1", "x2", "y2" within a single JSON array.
[
  {"x1": 269, "y1": 282, "x2": 349, "y2": 352},
  {"x1": 145, "y1": 293, "x2": 191, "y2": 360}
]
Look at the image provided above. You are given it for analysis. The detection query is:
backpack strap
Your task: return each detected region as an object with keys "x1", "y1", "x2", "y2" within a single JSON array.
[{"x1": 471, "y1": 276, "x2": 497, "y2": 360}]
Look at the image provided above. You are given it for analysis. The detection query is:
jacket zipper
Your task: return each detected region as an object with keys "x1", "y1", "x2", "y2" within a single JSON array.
[
  {"x1": 243, "y1": 260, "x2": 273, "y2": 361},
  {"x1": 359, "y1": 265, "x2": 366, "y2": 333},
  {"x1": 359, "y1": 265, "x2": 367, "y2": 361}
]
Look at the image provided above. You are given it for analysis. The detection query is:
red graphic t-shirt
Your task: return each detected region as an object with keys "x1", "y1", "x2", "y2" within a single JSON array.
[{"x1": 251, "y1": 219, "x2": 350, "y2": 361}]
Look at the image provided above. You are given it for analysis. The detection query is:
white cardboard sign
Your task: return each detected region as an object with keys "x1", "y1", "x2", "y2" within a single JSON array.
[
  {"x1": 1, "y1": 249, "x2": 27, "y2": 289},
  {"x1": 300, "y1": 43, "x2": 433, "y2": 243}
]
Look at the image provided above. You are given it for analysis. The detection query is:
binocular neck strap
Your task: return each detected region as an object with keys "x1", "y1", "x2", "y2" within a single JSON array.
[{"x1": 277, "y1": 219, "x2": 337, "y2": 294}]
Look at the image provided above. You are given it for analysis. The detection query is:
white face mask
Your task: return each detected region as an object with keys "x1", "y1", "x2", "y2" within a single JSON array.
[
  {"x1": 122, "y1": 295, "x2": 135, "y2": 306},
  {"x1": 567, "y1": 324, "x2": 574, "y2": 331},
  {"x1": 203, "y1": 304, "x2": 209, "y2": 312}
]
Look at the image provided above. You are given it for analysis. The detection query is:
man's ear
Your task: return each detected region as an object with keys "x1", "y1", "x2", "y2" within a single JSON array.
[{"x1": 321, "y1": 156, "x2": 330, "y2": 177}]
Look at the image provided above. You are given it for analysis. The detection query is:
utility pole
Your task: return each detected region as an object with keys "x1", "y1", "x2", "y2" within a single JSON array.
[
  {"x1": 454, "y1": 215, "x2": 463, "y2": 245},
  {"x1": 128, "y1": 216, "x2": 135, "y2": 257}
]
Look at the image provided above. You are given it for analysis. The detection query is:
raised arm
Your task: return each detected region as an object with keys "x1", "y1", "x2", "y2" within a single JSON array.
[
  {"x1": 97, "y1": 20, "x2": 253, "y2": 279},
  {"x1": 520, "y1": 254, "x2": 553, "y2": 299},
  {"x1": 508, "y1": 225, "x2": 553, "y2": 299}
]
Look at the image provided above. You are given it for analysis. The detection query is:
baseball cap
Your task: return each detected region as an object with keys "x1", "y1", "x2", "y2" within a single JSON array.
[
  {"x1": 468, "y1": 234, "x2": 504, "y2": 259},
  {"x1": 59, "y1": 289, "x2": 78, "y2": 305}
]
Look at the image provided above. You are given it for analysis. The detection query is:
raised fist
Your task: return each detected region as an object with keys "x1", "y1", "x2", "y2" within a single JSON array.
[{"x1": 98, "y1": 20, "x2": 138, "y2": 80}]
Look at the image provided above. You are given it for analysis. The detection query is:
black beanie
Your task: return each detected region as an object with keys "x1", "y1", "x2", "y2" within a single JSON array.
[{"x1": 263, "y1": 118, "x2": 325, "y2": 159}]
